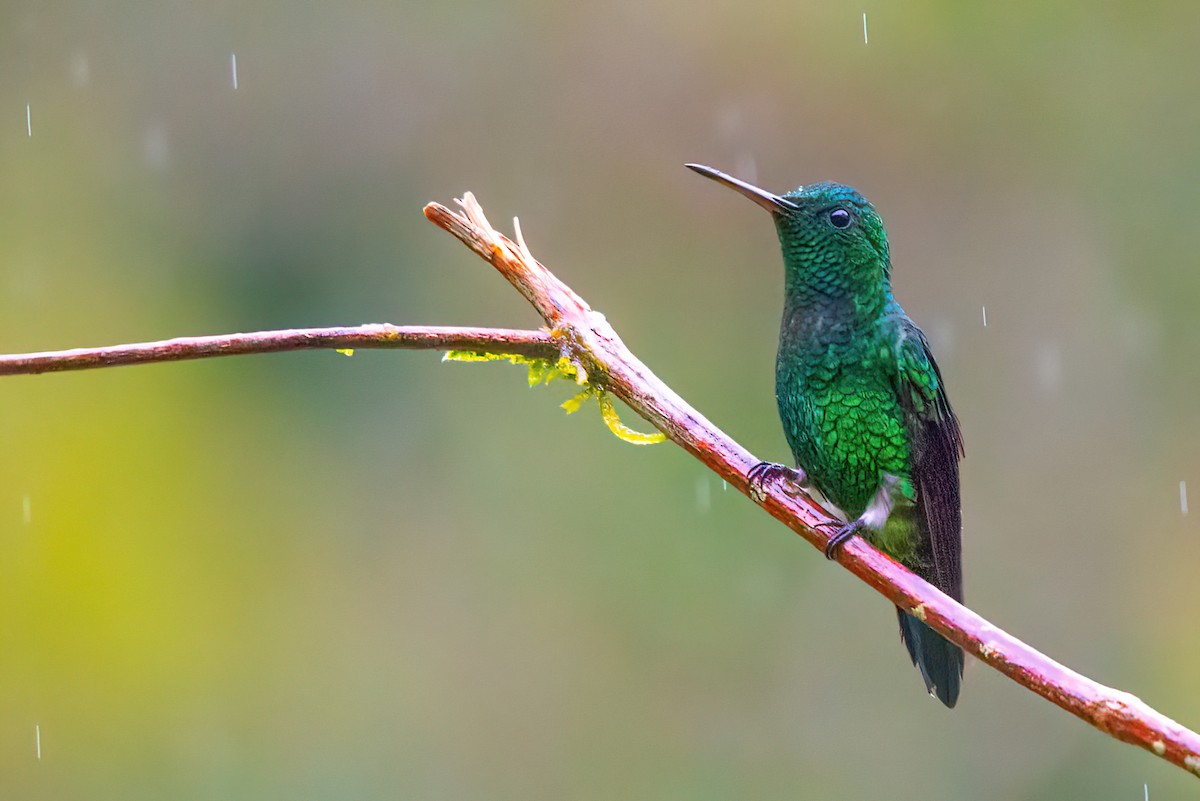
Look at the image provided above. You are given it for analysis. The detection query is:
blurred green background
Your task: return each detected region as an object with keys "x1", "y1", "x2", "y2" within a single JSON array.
[{"x1": 2, "y1": 1, "x2": 1198, "y2": 798}]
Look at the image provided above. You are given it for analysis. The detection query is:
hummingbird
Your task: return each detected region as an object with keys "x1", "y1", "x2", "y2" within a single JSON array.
[{"x1": 687, "y1": 163, "x2": 965, "y2": 707}]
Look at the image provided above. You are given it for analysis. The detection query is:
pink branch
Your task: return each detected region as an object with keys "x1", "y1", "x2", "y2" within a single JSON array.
[
  {"x1": 424, "y1": 193, "x2": 1200, "y2": 781},
  {"x1": 0, "y1": 325, "x2": 556, "y2": 376}
]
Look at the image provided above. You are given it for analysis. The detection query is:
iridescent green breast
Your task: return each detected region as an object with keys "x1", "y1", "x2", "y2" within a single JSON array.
[
  {"x1": 775, "y1": 340, "x2": 920, "y2": 561},
  {"x1": 776, "y1": 364, "x2": 910, "y2": 510}
]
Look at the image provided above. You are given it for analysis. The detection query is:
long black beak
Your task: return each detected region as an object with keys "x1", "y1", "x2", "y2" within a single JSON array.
[{"x1": 685, "y1": 163, "x2": 798, "y2": 213}]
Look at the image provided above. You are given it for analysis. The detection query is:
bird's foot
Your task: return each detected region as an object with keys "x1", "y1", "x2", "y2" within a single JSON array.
[
  {"x1": 816, "y1": 518, "x2": 866, "y2": 560},
  {"x1": 747, "y1": 461, "x2": 808, "y2": 503},
  {"x1": 817, "y1": 474, "x2": 900, "y2": 559}
]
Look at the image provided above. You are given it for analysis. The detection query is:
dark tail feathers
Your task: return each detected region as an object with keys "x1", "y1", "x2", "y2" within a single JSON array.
[{"x1": 897, "y1": 607, "x2": 963, "y2": 708}]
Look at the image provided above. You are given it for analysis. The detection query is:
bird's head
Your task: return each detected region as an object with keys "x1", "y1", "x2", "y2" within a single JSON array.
[{"x1": 687, "y1": 163, "x2": 892, "y2": 300}]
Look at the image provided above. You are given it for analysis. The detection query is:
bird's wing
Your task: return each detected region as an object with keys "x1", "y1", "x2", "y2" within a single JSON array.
[{"x1": 892, "y1": 319, "x2": 964, "y2": 602}]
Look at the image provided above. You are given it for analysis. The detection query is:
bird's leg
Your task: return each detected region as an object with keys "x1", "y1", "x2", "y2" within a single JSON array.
[
  {"x1": 747, "y1": 461, "x2": 809, "y2": 503},
  {"x1": 820, "y1": 474, "x2": 900, "y2": 559}
]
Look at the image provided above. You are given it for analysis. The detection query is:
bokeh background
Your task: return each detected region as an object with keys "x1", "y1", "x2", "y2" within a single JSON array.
[{"x1": 2, "y1": 1, "x2": 1198, "y2": 798}]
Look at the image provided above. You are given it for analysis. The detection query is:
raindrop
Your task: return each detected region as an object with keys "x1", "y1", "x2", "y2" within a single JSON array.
[
  {"x1": 733, "y1": 152, "x2": 758, "y2": 185},
  {"x1": 143, "y1": 123, "x2": 169, "y2": 169},
  {"x1": 1033, "y1": 342, "x2": 1062, "y2": 395},
  {"x1": 70, "y1": 52, "x2": 90, "y2": 87}
]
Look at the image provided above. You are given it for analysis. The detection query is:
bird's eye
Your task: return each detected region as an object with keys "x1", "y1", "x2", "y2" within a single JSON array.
[{"x1": 829, "y1": 208, "x2": 853, "y2": 229}]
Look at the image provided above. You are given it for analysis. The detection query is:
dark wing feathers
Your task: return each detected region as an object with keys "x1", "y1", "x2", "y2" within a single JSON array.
[
  {"x1": 916, "y1": 412, "x2": 963, "y2": 602},
  {"x1": 892, "y1": 319, "x2": 965, "y2": 706},
  {"x1": 893, "y1": 320, "x2": 964, "y2": 602}
]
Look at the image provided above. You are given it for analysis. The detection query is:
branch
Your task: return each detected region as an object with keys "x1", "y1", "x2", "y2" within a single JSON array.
[
  {"x1": 1, "y1": 192, "x2": 1195, "y2": 779},
  {"x1": 0, "y1": 325, "x2": 556, "y2": 376},
  {"x1": 424, "y1": 193, "x2": 1200, "y2": 780}
]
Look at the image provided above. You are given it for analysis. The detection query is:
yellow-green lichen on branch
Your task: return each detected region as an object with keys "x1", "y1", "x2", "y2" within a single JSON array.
[{"x1": 443, "y1": 350, "x2": 666, "y2": 445}]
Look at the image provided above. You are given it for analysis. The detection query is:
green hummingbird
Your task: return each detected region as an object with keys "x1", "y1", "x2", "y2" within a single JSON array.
[{"x1": 688, "y1": 163, "x2": 965, "y2": 707}]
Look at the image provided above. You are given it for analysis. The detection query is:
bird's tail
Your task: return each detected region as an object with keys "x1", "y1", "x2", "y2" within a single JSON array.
[{"x1": 897, "y1": 607, "x2": 963, "y2": 708}]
